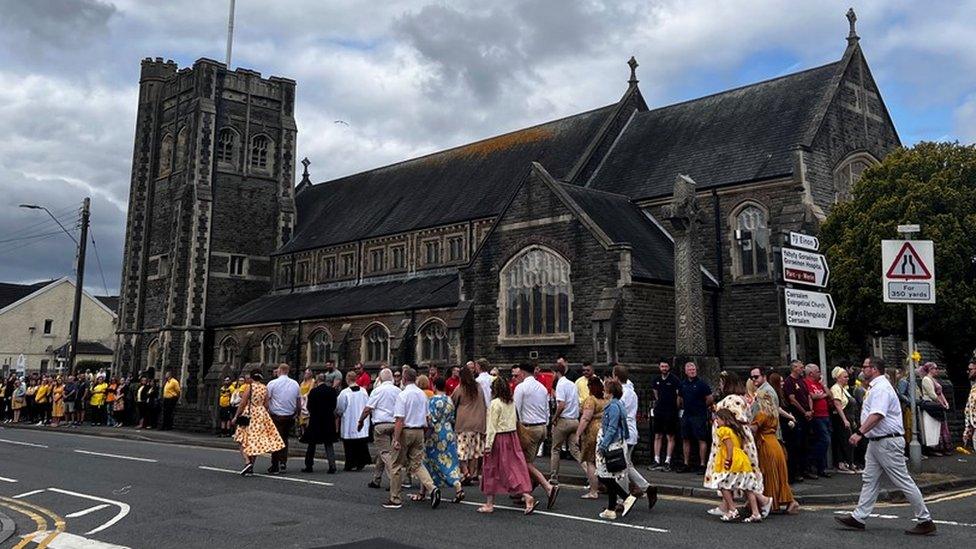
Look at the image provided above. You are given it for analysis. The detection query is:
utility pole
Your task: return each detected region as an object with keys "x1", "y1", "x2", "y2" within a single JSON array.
[{"x1": 68, "y1": 197, "x2": 91, "y2": 374}]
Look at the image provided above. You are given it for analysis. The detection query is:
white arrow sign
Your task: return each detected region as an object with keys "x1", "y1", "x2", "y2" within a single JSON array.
[
  {"x1": 789, "y1": 232, "x2": 820, "y2": 251},
  {"x1": 784, "y1": 288, "x2": 836, "y2": 330},
  {"x1": 781, "y1": 248, "x2": 830, "y2": 288}
]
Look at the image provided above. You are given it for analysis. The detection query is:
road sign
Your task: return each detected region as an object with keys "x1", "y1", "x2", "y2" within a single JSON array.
[
  {"x1": 788, "y1": 231, "x2": 820, "y2": 251},
  {"x1": 882, "y1": 240, "x2": 935, "y2": 303},
  {"x1": 781, "y1": 248, "x2": 830, "y2": 287},
  {"x1": 784, "y1": 288, "x2": 836, "y2": 330}
]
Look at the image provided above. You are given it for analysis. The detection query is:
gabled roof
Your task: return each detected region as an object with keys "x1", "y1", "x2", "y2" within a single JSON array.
[
  {"x1": 95, "y1": 295, "x2": 119, "y2": 313},
  {"x1": 53, "y1": 341, "x2": 114, "y2": 357},
  {"x1": 0, "y1": 280, "x2": 55, "y2": 310},
  {"x1": 215, "y1": 274, "x2": 459, "y2": 326},
  {"x1": 588, "y1": 61, "x2": 843, "y2": 200},
  {"x1": 0, "y1": 277, "x2": 118, "y2": 317},
  {"x1": 279, "y1": 104, "x2": 617, "y2": 254}
]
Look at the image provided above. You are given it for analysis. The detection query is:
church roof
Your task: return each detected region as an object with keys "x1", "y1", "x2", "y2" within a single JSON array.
[
  {"x1": 588, "y1": 61, "x2": 842, "y2": 199},
  {"x1": 0, "y1": 280, "x2": 54, "y2": 310},
  {"x1": 279, "y1": 104, "x2": 618, "y2": 254},
  {"x1": 214, "y1": 274, "x2": 459, "y2": 326}
]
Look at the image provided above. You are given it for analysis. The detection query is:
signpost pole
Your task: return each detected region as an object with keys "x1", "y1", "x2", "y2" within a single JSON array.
[
  {"x1": 817, "y1": 330, "x2": 827, "y2": 371},
  {"x1": 788, "y1": 327, "x2": 798, "y2": 361},
  {"x1": 906, "y1": 302, "x2": 921, "y2": 471}
]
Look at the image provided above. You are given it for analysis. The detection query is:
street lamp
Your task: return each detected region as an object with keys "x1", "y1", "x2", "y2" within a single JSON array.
[{"x1": 19, "y1": 198, "x2": 90, "y2": 374}]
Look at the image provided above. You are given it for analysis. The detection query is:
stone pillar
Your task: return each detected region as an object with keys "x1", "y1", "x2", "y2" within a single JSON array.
[{"x1": 666, "y1": 175, "x2": 719, "y2": 381}]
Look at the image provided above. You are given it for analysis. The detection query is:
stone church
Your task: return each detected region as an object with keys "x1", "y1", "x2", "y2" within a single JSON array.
[{"x1": 115, "y1": 13, "x2": 899, "y2": 410}]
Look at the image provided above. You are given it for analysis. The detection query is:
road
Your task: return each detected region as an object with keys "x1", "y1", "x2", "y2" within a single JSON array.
[{"x1": 0, "y1": 427, "x2": 973, "y2": 548}]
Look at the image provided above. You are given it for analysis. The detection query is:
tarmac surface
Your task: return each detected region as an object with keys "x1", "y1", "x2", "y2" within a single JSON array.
[{"x1": 1, "y1": 425, "x2": 975, "y2": 548}]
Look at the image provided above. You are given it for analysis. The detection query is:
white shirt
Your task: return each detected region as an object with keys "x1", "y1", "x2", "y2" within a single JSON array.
[
  {"x1": 266, "y1": 374, "x2": 300, "y2": 416},
  {"x1": 860, "y1": 375, "x2": 904, "y2": 438},
  {"x1": 622, "y1": 380, "x2": 639, "y2": 446},
  {"x1": 395, "y1": 383, "x2": 429, "y2": 428},
  {"x1": 513, "y1": 375, "x2": 549, "y2": 425},
  {"x1": 476, "y1": 372, "x2": 493, "y2": 409},
  {"x1": 554, "y1": 376, "x2": 580, "y2": 419},
  {"x1": 367, "y1": 380, "x2": 401, "y2": 424},
  {"x1": 336, "y1": 386, "x2": 370, "y2": 439}
]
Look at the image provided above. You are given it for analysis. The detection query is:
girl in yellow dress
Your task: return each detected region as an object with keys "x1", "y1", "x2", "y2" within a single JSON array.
[{"x1": 713, "y1": 408, "x2": 762, "y2": 523}]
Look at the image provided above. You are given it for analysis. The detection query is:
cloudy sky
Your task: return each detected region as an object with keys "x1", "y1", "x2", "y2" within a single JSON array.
[{"x1": 1, "y1": 0, "x2": 974, "y2": 294}]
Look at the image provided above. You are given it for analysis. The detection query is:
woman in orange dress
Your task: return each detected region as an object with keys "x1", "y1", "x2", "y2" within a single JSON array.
[
  {"x1": 233, "y1": 371, "x2": 285, "y2": 476},
  {"x1": 753, "y1": 389, "x2": 799, "y2": 514}
]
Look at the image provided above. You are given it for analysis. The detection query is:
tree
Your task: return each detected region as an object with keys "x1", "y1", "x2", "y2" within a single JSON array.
[{"x1": 820, "y1": 142, "x2": 976, "y2": 384}]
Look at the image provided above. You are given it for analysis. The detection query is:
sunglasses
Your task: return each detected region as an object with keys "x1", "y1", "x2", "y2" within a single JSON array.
[{"x1": 749, "y1": 374, "x2": 762, "y2": 379}]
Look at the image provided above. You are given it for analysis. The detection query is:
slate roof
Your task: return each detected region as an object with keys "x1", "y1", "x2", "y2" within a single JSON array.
[
  {"x1": 558, "y1": 183, "x2": 676, "y2": 283},
  {"x1": 279, "y1": 104, "x2": 617, "y2": 254},
  {"x1": 588, "y1": 62, "x2": 842, "y2": 200},
  {"x1": 95, "y1": 295, "x2": 120, "y2": 313},
  {"x1": 215, "y1": 274, "x2": 459, "y2": 326},
  {"x1": 0, "y1": 280, "x2": 55, "y2": 310},
  {"x1": 54, "y1": 341, "x2": 114, "y2": 357}
]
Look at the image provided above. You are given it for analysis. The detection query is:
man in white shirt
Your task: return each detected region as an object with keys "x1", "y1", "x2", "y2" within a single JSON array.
[
  {"x1": 513, "y1": 365, "x2": 560, "y2": 509},
  {"x1": 265, "y1": 363, "x2": 301, "y2": 475},
  {"x1": 549, "y1": 361, "x2": 584, "y2": 482},
  {"x1": 614, "y1": 364, "x2": 657, "y2": 513},
  {"x1": 836, "y1": 357, "x2": 935, "y2": 535},
  {"x1": 360, "y1": 368, "x2": 400, "y2": 489},
  {"x1": 475, "y1": 358, "x2": 493, "y2": 408},
  {"x1": 384, "y1": 367, "x2": 439, "y2": 510}
]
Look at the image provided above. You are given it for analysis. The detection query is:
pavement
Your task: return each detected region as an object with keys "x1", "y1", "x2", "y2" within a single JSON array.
[
  {"x1": 5, "y1": 422, "x2": 975, "y2": 504},
  {"x1": 1, "y1": 425, "x2": 976, "y2": 548}
]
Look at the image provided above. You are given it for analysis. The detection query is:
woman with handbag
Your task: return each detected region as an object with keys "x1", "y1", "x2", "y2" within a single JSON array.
[
  {"x1": 595, "y1": 380, "x2": 632, "y2": 520},
  {"x1": 233, "y1": 370, "x2": 285, "y2": 476}
]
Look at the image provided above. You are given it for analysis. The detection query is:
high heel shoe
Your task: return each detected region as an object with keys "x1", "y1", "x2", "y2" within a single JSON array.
[{"x1": 720, "y1": 509, "x2": 740, "y2": 522}]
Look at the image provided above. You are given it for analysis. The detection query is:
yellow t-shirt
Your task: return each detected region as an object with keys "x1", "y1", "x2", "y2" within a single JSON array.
[
  {"x1": 90, "y1": 383, "x2": 108, "y2": 406},
  {"x1": 219, "y1": 386, "x2": 232, "y2": 407},
  {"x1": 575, "y1": 376, "x2": 590, "y2": 402},
  {"x1": 163, "y1": 378, "x2": 181, "y2": 399},
  {"x1": 35, "y1": 385, "x2": 50, "y2": 403},
  {"x1": 830, "y1": 383, "x2": 849, "y2": 410}
]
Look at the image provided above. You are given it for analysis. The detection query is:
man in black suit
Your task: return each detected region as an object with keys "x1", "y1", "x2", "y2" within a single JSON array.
[{"x1": 300, "y1": 374, "x2": 339, "y2": 473}]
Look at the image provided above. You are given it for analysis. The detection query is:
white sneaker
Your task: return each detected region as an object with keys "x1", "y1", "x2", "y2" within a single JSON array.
[
  {"x1": 621, "y1": 495, "x2": 637, "y2": 517},
  {"x1": 707, "y1": 506, "x2": 725, "y2": 516},
  {"x1": 599, "y1": 509, "x2": 618, "y2": 520}
]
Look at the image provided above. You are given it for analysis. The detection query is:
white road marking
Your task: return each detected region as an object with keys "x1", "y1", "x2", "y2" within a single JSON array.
[
  {"x1": 457, "y1": 500, "x2": 669, "y2": 533},
  {"x1": 932, "y1": 519, "x2": 976, "y2": 528},
  {"x1": 65, "y1": 504, "x2": 111, "y2": 518},
  {"x1": 21, "y1": 530, "x2": 130, "y2": 548},
  {"x1": 832, "y1": 510, "x2": 900, "y2": 519},
  {"x1": 13, "y1": 489, "x2": 46, "y2": 498},
  {"x1": 0, "y1": 437, "x2": 48, "y2": 448},
  {"x1": 0, "y1": 476, "x2": 17, "y2": 483},
  {"x1": 198, "y1": 465, "x2": 335, "y2": 486},
  {"x1": 46, "y1": 488, "x2": 130, "y2": 535},
  {"x1": 73, "y1": 450, "x2": 158, "y2": 463}
]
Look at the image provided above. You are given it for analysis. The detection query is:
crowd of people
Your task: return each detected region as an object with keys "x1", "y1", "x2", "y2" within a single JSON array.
[{"x1": 0, "y1": 369, "x2": 183, "y2": 430}]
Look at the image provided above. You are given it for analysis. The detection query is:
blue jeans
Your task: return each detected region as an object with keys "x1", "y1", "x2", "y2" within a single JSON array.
[{"x1": 808, "y1": 417, "x2": 831, "y2": 474}]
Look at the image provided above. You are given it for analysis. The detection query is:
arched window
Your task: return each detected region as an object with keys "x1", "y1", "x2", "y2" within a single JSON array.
[
  {"x1": 308, "y1": 330, "x2": 333, "y2": 365},
  {"x1": 362, "y1": 324, "x2": 389, "y2": 364},
  {"x1": 175, "y1": 126, "x2": 189, "y2": 170},
  {"x1": 833, "y1": 152, "x2": 878, "y2": 203},
  {"x1": 158, "y1": 134, "x2": 174, "y2": 176},
  {"x1": 732, "y1": 203, "x2": 770, "y2": 278},
  {"x1": 262, "y1": 333, "x2": 281, "y2": 365},
  {"x1": 250, "y1": 135, "x2": 272, "y2": 171},
  {"x1": 498, "y1": 246, "x2": 572, "y2": 340},
  {"x1": 418, "y1": 319, "x2": 449, "y2": 363},
  {"x1": 146, "y1": 338, "x2": 159, "y2": 369},
  {"x1": 219, "y1": 337, "x2": 238, "y2": 365},
  {"x1": 216, "y1": 128, "x2": 238, "y2": 165}
]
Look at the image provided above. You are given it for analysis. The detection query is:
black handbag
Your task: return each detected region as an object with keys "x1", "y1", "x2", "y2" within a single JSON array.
[
  {"x1": 603, "y1": 401, "x2": 629, "y2": 473},
  {"x1": 235, "y1": 390, "x2": 251, "y2": 427}
]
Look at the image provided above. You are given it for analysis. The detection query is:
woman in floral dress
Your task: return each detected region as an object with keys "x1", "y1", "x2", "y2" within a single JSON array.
[
  {"x1": 424, "y1": 377, "x2": 465, "y2": 503},
  {"x1": 703, "y1": 372, "x2": 772, "y2": 518},
  {"x1": 233, "y1": 370, "x2": 285, "y2": 476}
]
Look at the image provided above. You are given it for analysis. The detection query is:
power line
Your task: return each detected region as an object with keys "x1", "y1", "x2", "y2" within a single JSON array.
[
  {"x1": 89, "y1": 228, "x2": 110, "y2": 297},
  {"x1": 4, "y1": 210, "x2": 81, "y2": 242},
  {"x1": 0, "y1": 229, "x2": 73, "y2": 244},
  {"x1": 10, "y1": 204, "x2": 80, "y2": 235},
  {"x1": 0, "y1": 231, "x2": 74, "y2": 256}
]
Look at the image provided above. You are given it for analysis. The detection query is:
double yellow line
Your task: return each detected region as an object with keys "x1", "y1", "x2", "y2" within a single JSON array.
[{"x1": 0, "y1": 495, "x2": 65, "y2": 548}]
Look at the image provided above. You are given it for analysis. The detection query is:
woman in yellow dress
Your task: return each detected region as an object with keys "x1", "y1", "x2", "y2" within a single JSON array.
[
  {"x1": 575, "y1": 376, "x2": 607, "y2": 499},
  {"x1": 233, "y1": 370, "x2": 285, "y2": 476},
  {"x1": 712, "y1": 408, "x2": 763, "y2": 523},
  {"x1": 753, "y1": 390, "x2": 799, "y2": 514},
  {"x1": 51, "y1": 377, "x2": 65, "y2": 427}
]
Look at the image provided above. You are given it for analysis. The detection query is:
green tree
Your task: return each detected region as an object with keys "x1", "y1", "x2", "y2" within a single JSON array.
[{"x1": 820, "y1": 142, "x2": 976, "y2": 383}]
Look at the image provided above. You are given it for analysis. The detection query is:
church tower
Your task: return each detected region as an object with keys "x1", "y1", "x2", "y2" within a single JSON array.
[{"x1": 115, "y1": 57, "x2": 297, "y2": 403}]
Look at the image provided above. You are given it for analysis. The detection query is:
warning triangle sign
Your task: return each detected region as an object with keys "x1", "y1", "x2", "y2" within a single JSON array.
[{"x1": 885, "y1": 242, "x2": 932, "y2": 280}]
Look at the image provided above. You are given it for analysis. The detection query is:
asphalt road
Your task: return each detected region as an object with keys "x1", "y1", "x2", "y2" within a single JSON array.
[{"x1": 0, "y1": 427, "x2": 973, "y2": 548}]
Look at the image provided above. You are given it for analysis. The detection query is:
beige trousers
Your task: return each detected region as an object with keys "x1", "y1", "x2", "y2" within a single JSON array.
[
  {"x1": 549, "y1": 417, "x2": 582, "y2": 475},
  {"x1": 372, "y1": 423, "x2": 396, "y2": 483},
  {"x1": 390, "y1": 428, "x2": 435, "y2": 504}
]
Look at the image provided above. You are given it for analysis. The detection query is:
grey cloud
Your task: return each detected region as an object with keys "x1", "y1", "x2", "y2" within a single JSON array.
[{"x1": 0, "y1": 0, "x2": 116, "y2": 55}]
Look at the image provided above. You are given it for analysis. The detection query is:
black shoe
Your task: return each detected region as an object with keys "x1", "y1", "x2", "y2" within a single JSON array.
[
  {"x1": 327, "y1": 467, "x2": 337, "y2": 474},
  {"x1": 804, "y1": 472, "x2": 818, "y2": 480},
  {"x1": 368, "y1": 480, "x2": 382, "y2": 489},
  {"x1": 820, "y1": 471, "x2": 832, "y2": 478},
  {"x1": 430, "y1": 488, "x2": 442, "y2": 509},
  {"x1": 382, "y1": 500, "x2": 402, "y2": 509},
  {"x1": 280, "y1": 466, "x2": 287, "y2": 475},
  {"x1": 905, "y1": 520, "x2": 936, "y2": 535},
  {"x1": 267, "y1": 465, "x2": 280, "y2": 475},
  {"x1": 834, "y1": 515, "x2": 865, "y2": 530},
  {"x1": 696, "y1": 466, "x2": 706, "y2": 475},
  {"x1": 301, "y1": 467, "x2": 313, "y2": 473},
  {"x1": 663, "y1": 463, "x2": 673, "y2": 472},
  {"x1": 240, "y1": 463, "x2": 254, "y2": 476},
  {"x1": 646, "y1": 486, "x2": 658, "y2": 510},
  {"x1": 675, "y1": 464, "x2": 688, "y2": 473}
]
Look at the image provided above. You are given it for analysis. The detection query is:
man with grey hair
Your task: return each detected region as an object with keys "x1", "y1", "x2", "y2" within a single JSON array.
[
  {"x1": 360, "y1": 367, "x2": 399, "y2": 489},
  {"x1": 804, "y1": 363, "x2": 831, "y2": 479},
  {"x1": 384, "y1": 367, "x2": 439, "y2": 509}
]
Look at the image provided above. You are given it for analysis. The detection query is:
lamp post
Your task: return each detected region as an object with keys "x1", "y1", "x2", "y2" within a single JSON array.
[{"x1": 20, "y1": 198, "x2": 90, "y2": 374}]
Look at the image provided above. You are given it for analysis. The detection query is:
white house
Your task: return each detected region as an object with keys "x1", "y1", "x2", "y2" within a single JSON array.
[{"x1": 0, "y1": 277, "x2": 117, "y2": 375}]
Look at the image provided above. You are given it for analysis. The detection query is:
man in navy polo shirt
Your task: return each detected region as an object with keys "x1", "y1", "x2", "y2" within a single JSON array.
[
  {"x1": 650, "y1": 359, "x2": 680, "y2": 471},
  {"x1": 677, "y1": 362, "x2": 712, "y2": 474}
]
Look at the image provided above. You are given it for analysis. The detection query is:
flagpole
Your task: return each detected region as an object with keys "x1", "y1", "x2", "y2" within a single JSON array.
[{"x1": 225, "y1": 0, "x2": 236, "y2": 67}]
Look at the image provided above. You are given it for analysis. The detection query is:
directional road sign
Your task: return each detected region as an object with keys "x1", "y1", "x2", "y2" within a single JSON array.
[
  {"x1": 784, "y1": 288, "x2": 836, "y2": 330},
  {"x1": 781, "y1": 247, "x2": 830, "y2": 288},
  {"x1": 882, "y1": 240, "x2": 936, "y2": 304},
  {"x1": 788, "y1": 232, "x2": 820, "y2": 251}
]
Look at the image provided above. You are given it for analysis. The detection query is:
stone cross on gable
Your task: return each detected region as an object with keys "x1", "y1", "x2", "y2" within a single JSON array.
[
  {"x1": 301, "y1": 157, "x2": 311, "y2": 176},
  {"x1": 665, "y1": 175, "x2": 708, "y2": 359},
  {"x1": 846, "y1": 7, "x2": 859, "y2": 44},
  {"x1": 627, "y1": 56, "x2": 639, "y2": 85}
]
